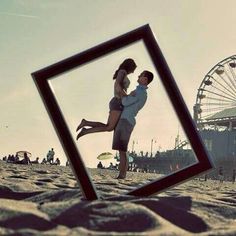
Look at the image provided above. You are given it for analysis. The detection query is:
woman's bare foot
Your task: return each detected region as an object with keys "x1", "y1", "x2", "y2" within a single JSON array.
[
  {"x1": 76, "y1": 119, "x2": 86, "y2": 132},
  {"x1": 76, "y1": 127, "x2": 87, "y2": 140}
]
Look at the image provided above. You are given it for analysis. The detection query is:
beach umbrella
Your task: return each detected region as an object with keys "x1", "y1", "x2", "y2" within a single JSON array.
[
  {"x1": 16, "y1": 151, "x2": 32, "y2": 158},
  {"x1": 97, "y1": 152, "x2": 113, "y2": 160}
]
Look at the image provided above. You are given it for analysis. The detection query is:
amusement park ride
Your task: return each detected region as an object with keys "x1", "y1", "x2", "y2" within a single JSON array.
[
  {"x1": 131, "y1": 55, "x2": 236, "y2": 179},
  {"x1": 194, "y1": 55, "x2": 236, "y2": 178},
  {"x1": 194, "y1": 55, "x2": 236, "y2": 130}
]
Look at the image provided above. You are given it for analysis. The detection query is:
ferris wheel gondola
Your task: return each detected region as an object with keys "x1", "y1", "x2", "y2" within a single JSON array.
[{"x1": 194, "y1": 55, "x2": 236, "y2": 129}]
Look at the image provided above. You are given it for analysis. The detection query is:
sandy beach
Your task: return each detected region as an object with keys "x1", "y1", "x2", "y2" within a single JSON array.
[{"x1": 0, "y1": 160, "x2": 235, "y2": 235}]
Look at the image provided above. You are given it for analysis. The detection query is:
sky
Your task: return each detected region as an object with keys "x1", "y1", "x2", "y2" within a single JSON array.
[{"x1": 0, "y1": 0, "x2": 236, "y2": 167}]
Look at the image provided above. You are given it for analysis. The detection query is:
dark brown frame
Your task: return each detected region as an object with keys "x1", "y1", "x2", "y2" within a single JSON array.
[{"x1": 31, "y1": 24, "x2": 213, "y2": 200}]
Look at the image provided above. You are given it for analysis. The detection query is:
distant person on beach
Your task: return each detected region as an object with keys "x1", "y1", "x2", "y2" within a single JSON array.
[
  {"x1": 16, "y1": 152, "x2": 31, "y2": 165},
  {"x1": 31, "y1": 157, "x2": 39, "y2": 164},
  {"x1": 232, "y1": 169, "x2": 236, "y2": 183},
  {"x1": 112, "y1": 70, "x2": 154, "y2": 179},
  {"x1": 76, "y1": 58, "x2": 137, "y2": 139},
  {"x1": 108, "y1": 162, "x2": 115, "y2": 170},
  {"x1": 46, "y1": 148, "x2": 55, "y2": 164},
  {"x1": 218, "y1": 166, "x2": 224, "y2": 183},
  {"x1": 54, "y1": 158, "x2": 61, "y2": 165},
  {"x1": 16, "y1": 154, "x2": 20, "y2": 162},
  {"x1": 7, "y1": 154, "x2": 16, "y2": 163},
  {"x1": 41, "y1": 158, "x2": 47, "y2": 164},
  {"x1": 97, "y1": 161, "x2": 103, "y2": 169}
]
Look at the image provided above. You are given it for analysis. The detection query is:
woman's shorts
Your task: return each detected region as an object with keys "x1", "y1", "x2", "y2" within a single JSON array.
[{"x1": 109, "y1": 97, "x2": 123, "y2": 111}]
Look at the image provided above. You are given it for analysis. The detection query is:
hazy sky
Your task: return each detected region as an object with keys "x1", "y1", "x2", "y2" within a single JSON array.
[{"x1": 1, "y1": 0, "x2": 236, "y2": 167}]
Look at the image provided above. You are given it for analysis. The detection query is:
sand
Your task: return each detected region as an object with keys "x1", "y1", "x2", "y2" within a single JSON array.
[{"x1": 0, "y1": 160, "x2": 235, "y2": 236}]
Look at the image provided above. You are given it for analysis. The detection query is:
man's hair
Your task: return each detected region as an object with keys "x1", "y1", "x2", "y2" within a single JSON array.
[{"x1": 143, "y1": 70, "x2": 154, "y2": 84}]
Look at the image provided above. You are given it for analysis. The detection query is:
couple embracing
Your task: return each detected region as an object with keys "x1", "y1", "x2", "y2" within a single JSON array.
[{"x1": 76, "y1": 58, "x2": 154, "y2": 179}]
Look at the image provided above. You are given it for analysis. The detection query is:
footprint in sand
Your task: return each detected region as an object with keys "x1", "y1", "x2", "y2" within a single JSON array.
[
  {"x1": 34, "y1": 170, "x2": 50, "y2": 174},
  {"x1": 37, "y1": 178, "x2": 54, "y2": 183},
  {"x1": 8, "y1": 175, "x2": 28, "y2": 180},
  {"x1": 34, "y1": 182, "x2": 46, "y2": 186}
]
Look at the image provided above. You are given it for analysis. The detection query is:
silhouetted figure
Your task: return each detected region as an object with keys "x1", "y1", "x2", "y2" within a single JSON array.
[
  {"x1": 97, "y1": 161, "x2": 103, "y2": 169},
  {"x1": 15, "y1": 154, "x2": 19, "y2": 162},
  {"x1": 115, "y1": 163, "x2": 119, "y2": 170},
  {"x1": 218, "y1": 166, "x2": 224, "y2": 183},
  {"x1": 46, "y1": 148, "x2": 55, "y2": 164},
  {"x1": 2, "y1": 156, "x2": 7, "y2": 161},
  {"x1": 66, "y1": 160, "x2": 70, "y2": 166},
  {"x1": 54, "y1": 158, "x2": 61, "y2": 165},
  {"x1": 31, "y1": 157, "x2": 39, "y2": 164},
  {"x1": 232, "y1": 169, "x2": 236, "y2": 183},
  {"x1": 16, "y1": 152, "x2": 31, "y2": 165},
  {"x1": 155, "y1": 151, "x2": 160, "y2": 158},
  {"x1": 41, "y1": 158, "x2": 47, "y2": 164},
  {"x1": 108, "y1": 162, "x2": 114, "y2": 169},
  {"x1": 7, "y1": 154, "x2": 15, "y2": 163}
]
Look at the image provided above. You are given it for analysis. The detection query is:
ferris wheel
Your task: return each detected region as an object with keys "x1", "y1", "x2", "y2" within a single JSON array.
[{"x1": 194, "y1": 55, "x2": 236, "y2": 126}]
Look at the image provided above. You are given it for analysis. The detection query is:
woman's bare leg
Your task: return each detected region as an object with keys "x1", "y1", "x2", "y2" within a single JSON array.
[
  {"x1": 76, "y1": 110, "x2": 121, "y2": 140},
  {"x1": 76, "y1": 119, "x2": 106, "y2": 132}
]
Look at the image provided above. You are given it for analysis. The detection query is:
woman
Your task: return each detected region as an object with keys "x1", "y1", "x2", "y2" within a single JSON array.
[{"x1": 76, "y1": 58, "x2": 137, "y2": 140}]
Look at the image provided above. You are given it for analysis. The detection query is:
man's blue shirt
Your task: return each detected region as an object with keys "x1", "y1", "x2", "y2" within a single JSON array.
[{"x1": 121, "y1": 84, "x2": 148, "y2": 126}]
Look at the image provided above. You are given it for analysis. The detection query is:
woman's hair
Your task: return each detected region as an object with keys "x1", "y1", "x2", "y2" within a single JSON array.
[{"x1": 113, "y1": 58, "x2": 137, "y2": 79}]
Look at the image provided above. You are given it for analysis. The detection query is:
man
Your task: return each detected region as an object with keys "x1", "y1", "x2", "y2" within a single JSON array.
[
  {"x1": 46, "y1": 148, "x2": 55, "y2": 164},
  {"x1": 218, "y1": 166, "x2": 224, "y2": 183},
  {"x1": 112, "y1": 70, "x2": 154, "y2": 179},
  {"x1": 232, "y1": 169, "x2": 236, "y2": 183}
]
